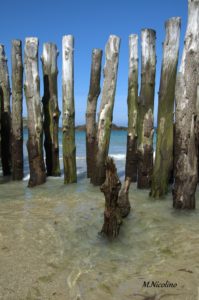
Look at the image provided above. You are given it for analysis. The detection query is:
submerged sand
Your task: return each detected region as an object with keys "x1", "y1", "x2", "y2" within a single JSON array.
[{"x1": 0, "y1": 176, "x2": 198, "y2": 300}]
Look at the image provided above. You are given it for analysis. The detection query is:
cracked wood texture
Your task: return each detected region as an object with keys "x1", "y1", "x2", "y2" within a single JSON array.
[
  {"x1": 62, "y1": 35, "x2": 77, "y2": 183},
  {"x1": 150, "y1": 17, "x2": 181, "y2": 198},
  {"x1": 41, "y1": 43, "x2": 61, "y2": 177},
  {"x1": 100, "y1": 157, "x2": 122, "y2": 238},
  {"x1": 173, "y1": 0, "x2": 199, "y2": 209},
  {"x1": 0, "y1": 44, "x2": 11, "y2": 175},
  {"x1": 118, "y1": 177, "x2": 131, "y2": 218},
  {"x1": 24, "y1": 37, "x2": 46, "y2": 187},
  {"x1": 91, "y1": 35, "x2": 120, "y2": 186},
  {"x1": 137, "y1": 29, "x2": 156, "y2": 189},
  {"x1": 11, "y1": 40, "x2": 24, "y2": 180},
  {"x1": 86, "y1": 48, "x2": 102, "y2": 178},
  {"x1": 125, "y1": 34, "x2": 139, "y2": 182}
]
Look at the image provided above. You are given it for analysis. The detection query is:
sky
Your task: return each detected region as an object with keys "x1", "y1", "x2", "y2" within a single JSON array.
[{"x1": 1, "y1": 0, "x2": 187, "y2": 126}]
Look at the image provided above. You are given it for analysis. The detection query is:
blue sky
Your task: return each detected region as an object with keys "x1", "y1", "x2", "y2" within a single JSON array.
[{"x1": 1, "y1": 0, "x2": 187, "y2": 125}]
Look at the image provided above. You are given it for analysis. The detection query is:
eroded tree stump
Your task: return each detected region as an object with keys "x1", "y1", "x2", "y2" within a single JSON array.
[
  {"x1": 100, "y1": 157, "x2": 122, "y2": 238},
  {"x1": 118, "y1": 177, "x2": 131, "y2": 218}
]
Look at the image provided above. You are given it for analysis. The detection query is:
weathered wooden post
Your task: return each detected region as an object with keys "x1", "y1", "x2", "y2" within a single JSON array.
[
  {"x1": 11, "y1": 40, "x2": 23, "y2": 180},
  {"x1": 62, "y1": 35, "x2": 77, "y2": 183},
  {"x1": 0, "y1": 44, "x2": 11, "y2": 175},
  {"x1": 91, "y1": 35, "x2": 120, "y2": 186},
  {"x1": 118, "y1": 177, "x2": 131, "y2": 218},
  {"x1": 86, "y1": 48, "x2": 102, "y2": 178},
  {"x1": 24, "y1": 37, "x2": 46, "y2": 187},
  {"x1": 150, "y1": 17, "x2": 181, "y2": 198},
  {"x1": 100, "y1": 157, "x2": 122, "y2": 238},
  {"x1": 137, "y1": 29, "x2": 156, "y2": 189},
  {"x1": 173, "y1": 0, "x2": 199, "y2": 209},
  {"x1": 41, "y1": 43, "x2": 61, "y2": 177},
  {"x1": 125, "y1": 34, "x2": 138, "y2": 182}
]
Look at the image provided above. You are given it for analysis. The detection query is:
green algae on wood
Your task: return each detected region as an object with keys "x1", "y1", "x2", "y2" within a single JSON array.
[
  {"x1": 125, "y1": 34, "x2": 139, "y2": 182},
  {"x1": 150, "y1": 17, "x2": 181, "y2": 198},
  {"x1": 86, "y1": 49, "x2": 102, "y2": 178},
  {"x1": 137, "y1": 29, "x2": 156, "y2": 189},
  {"x1": 41, "y1": 43, "x2": 61, "y2": 177},
  {"x1": 62, "y1": 35, "x2": 77, "y2": 184},
  {"x1": 173, "y1": 0, "x2": 199, "y2": 209},
  {"x1": 0, "y1": 44, "x2": 11, "y2": 175},
  {"x1": 24, "y1": 37, "x2": 46, "y2": 187},
  {"x1": 91, "y1": 35, "x2": 120, "y2": 186},
  {"x1": 11, "y1": 40, "x2": 24, "y2": 180}
]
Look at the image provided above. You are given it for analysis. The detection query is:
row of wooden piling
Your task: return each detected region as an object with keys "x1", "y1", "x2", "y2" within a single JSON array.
[{"x1": 0, "y1": 0, "x2": 198, "y2": 210}]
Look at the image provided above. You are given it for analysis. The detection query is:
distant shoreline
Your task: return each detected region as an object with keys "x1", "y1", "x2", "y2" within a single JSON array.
[{"x1": 23, "y1": 119, "x2": 127, "y2": 131}]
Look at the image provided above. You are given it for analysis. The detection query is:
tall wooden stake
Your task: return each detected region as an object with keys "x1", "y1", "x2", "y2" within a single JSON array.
[
  {"x1": 41, "y1": 43, "x2": 61, "y2": 177},
  {"x1": 11, "y1": 40, "x2": 23, "y2": 180},
  {"x1": 137, "y1": 29, "x2": 156, "y2": 189},
  {"x1": 24, "y1": 37, "x2": 46, "y2": 187},
  {"x1": 0, "y1": 45, "x2": 11, "y2": 175},
  {"x1": 86, "y1": 48, "x2": 102, "y2": 178},
  {"x1": 91, "y1": 35, "x2": 120, "y2": 186},
  {"x1": 150, "y1": 17, "x2": 181, "y2": 198},
  {"x1": 125, "y1": 34, "x2": 138, "y2": 182},
  {"x1": 62, "y1": 35, "x2": 77, "y2": 183},
  {"x1": 173, "y1": 0, "x2": 199, "y2": 209}
]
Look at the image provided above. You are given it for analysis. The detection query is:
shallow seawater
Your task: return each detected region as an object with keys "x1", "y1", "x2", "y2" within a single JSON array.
[{"x1": 0, "y1": 131, "x2": 199, "y2": 300}]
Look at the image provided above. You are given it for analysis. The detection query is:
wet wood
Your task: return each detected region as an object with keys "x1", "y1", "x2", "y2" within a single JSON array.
[
  {"x1": 62, "y1": 35, "x2": 77, "y2": 183},
  {"x1": 173, "y1": 0, "x2": 199, "y2": 209},
  {"x1": 24, "y1": 37, "x2": 46, "y2": 187},
  {"x1": 137, "y1": 29, "x2": 156, "y2": 189},
  {"x1": 118, "y1": 177, "x2": 131, "y2": 218},
  {"x1": 100, "y1": 157, "x2": 122, "y2": 238},
  {"x1": 41, "y1": 43, "x2": 61, "y2": 177},
  {"x1": 91, "y1": 35, "x2": 120, "y2": 186},
  {"x1": 0, "y1": 44, "x2": 11, "y2": 175},
  {"x1": 125, "y1": 34, "x2": 139, "y2": 182},
  {"x1": 150, "y1": 17, "x2": 181, "y2": 198},
  {"x1": 11, "y1": 39, "x2": 23, "y2": 180},
  {"x1": 86, "y1": 48, "x2": 102, "y2": 178}
]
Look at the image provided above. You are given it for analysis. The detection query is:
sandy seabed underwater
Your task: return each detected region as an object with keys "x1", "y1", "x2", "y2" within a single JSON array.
[{"x1": 0, "y1": 130, "x2": 198, "y2": 300}]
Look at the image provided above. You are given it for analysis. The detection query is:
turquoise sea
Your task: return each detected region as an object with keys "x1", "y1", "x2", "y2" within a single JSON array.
[{"x1": 0, "y1": 129, "x2": 198, "y2": 300}]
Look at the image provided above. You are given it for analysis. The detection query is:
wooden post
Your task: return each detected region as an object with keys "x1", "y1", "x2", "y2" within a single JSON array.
[
  {"x1": 62, "y1": 35, "x2": 77, "y2": 183},
  {"x1": 0, "y1": 44, "x2": 11, "y2": 175},
  {"x1": 118, "y1": 177, "x2": 131, "y2": 218},
  {"x1": 173, "y1": 0, "x2": 199, "y2": 209},
  {"x1": 150, "y1": 17, "x2": 181, "y2": 198},
  {"x1": 86, "y1": 48, "x2": 102, "y2": 178},
  {"x1": 24, "y1": 37, "x2": 46, "y2": 187},
  {"x1": 41, "y1": 43, "x2": 61, "y2": 177},
  {"x1": 125, "y1": 34, "x2": 139, "y2": 182},
  {"x1": 91, "y1": 35, "x2": 120, "y2": 186},
  {"x1": 11, "y1": 40, "x2": 23, "y2": 180},
  {"x1": 100, "y1": 157, "x2": 122, "y2": 238},
  {"x1": 137, "y1": 29, "x2": 156, "y2": 189}
]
